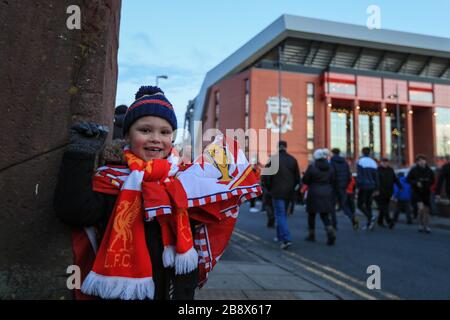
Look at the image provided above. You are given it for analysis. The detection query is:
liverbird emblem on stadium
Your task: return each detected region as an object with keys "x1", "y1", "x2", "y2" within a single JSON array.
[{"x1": 265, "y1": 96, "x2": 293, "y2": 133}]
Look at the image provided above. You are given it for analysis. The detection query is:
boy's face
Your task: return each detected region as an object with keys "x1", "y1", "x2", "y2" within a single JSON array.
[{"x1": 127, "y1": 116, "x2": 173, "y2": 161}]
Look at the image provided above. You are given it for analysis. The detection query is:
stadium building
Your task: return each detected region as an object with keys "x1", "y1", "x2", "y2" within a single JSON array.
[{"x1": 186, "y1": 15, "x2": 450, "y2": 169}]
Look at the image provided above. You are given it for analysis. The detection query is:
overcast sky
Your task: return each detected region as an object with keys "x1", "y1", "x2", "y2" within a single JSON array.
[{"x1": 115, "y1": 0, "x2": 450, "y2": 142}]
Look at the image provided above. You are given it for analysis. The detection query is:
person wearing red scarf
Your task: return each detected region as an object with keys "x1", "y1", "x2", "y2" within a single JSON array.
[{"x1": 54, "y1": 86, "x2": 261, "y2": 300}]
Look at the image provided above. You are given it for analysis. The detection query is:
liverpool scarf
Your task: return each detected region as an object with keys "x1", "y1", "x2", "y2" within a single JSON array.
[{"x1": 78, "y1": 135, "x2": 262, "y2": 299}]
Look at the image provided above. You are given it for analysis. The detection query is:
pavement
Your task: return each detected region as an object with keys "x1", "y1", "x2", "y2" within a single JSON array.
[
  {"x1": 428, "y1": 214, "x2": 450, "y2": 231},
  {"x1": 195, "y1": 261, "x2": 339, "y2": 300},
  {"x1": 194, "y1": 202, "x2": 450, "y2": 300}
]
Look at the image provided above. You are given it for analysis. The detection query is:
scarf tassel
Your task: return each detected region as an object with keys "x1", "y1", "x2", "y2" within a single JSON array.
[
  {"x1": 162, "y1": 245, "x2": 176, "y2": 268},
  {"x1": 81, "y1": 271, "x2": 155, "y2": 300},
  {"x1": 175, "y1": 247, "x2": 199, "y2": 275}
]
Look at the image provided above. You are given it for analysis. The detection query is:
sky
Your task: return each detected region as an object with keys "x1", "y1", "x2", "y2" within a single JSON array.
[{"x1": 115, "y1": 0, "x2": 450, "y2": 142}]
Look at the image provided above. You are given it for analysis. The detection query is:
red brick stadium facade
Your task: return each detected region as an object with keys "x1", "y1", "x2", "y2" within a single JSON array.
[{"x1": 188, "y1": 16, "x2": 450, "y2": 170}]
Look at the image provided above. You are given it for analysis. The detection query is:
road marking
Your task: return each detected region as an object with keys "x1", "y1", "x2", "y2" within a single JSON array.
[
  {"x1": 232, "y1": 231, "x2": 376, "y2": 300},
  {"x1": 234, "y1": 228, "x2": 401, "y2": 300}
]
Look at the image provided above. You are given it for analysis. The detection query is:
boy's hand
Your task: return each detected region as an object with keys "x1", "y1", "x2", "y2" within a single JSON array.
[{"x1": 67, "y1": 122, "x2": 109, "y2": 156}]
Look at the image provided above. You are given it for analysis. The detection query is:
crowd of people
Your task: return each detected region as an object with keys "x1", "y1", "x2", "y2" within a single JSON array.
[
  {"x1": 252, "y1": 141, "x2": 450, "y2": 249},
  {"x1": 112, "y1": 106, "x2": 450, "y2": 249}
]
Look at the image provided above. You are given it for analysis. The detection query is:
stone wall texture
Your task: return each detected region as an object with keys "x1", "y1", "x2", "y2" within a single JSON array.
[{"x1": 0, "y1": 0, "x2": 121, "y2": 299}]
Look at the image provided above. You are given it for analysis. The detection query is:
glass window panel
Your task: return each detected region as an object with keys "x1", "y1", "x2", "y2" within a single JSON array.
[
  {"x1": 307, "y1": 97, "x2": 314, "y2": 116},
  {"x1": 329, "y1": 82, "x2": 356, "y2": 95},
  {"x1": 307, "y1": 83, "x2": 314, "y2": 96},
  {"x1": 436, "y1": 107, "x2": 450, "y2": 158},
  {"x1": 409, "y1": 90, "x2": 433, "y2": 103},
  {"x1": 385, "y1": 115, "x2": 392, "y2": 160},
  {"x1": 307, "y1": 140, "x2": 314, "y2": 151},
  {"x1": 331, "y1": 109, "x2": 353, "y2": 157},
  {"x1": 389, "y1": 110, "x2": 406, "y2": 165},
  {"x1": 359, "y1": 111, "x2": 381, "y2": 158},
  {"x1": 307, "y1": 119, "x2": 314, "y2": 139},
  {"x1": 307, "y1": 83, "x2": 315, "y2": 156},
  {"x1": 372, "y1": 115, "x2": 381, "y2": 159}
]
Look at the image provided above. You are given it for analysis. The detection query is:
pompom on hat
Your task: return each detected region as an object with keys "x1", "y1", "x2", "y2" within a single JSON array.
[{"x1": 123, "y1": 86, "x2": 177, "y2": 135}]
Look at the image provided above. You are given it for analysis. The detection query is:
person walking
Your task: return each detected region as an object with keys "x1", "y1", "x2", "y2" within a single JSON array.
[
  {"x1": 302, "y1": 149, "x2": 336, "y2": 246},
  {"x1": 436, "y1": 160, "x2": 450, "y2": 200},
  {"x1": 376, "y1": 158, "x2": 401, "y2": 229},
  {"x1": 249, "y1": 162, "x2": 262, "y2": 213},
  {"x1": 393, "y1": 172, "x2": 413, "y2": 224},
  {"x1": 263, "y1": 141, "x2": 301, "y2": 249},
  {"x1": 346, "y1": 174, "x2": 357, "y2": 228},
  {"x1": 407, "y1": 155, "x2": 435, "y2": 233},
  {"x1": 330, "y1": 148, "x2": 358, "y2": 230},
  {"x1": 356, "y1": 147, "x2": 379, "y2": 231}
]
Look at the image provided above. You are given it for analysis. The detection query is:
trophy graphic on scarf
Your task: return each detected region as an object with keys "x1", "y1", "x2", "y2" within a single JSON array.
[{"x1": 205, "y1": 143, "x2": 234, "y2": 183}]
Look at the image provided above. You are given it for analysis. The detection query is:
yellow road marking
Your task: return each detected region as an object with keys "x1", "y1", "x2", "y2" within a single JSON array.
[{"x1": 233, "y1": 228, "x2": 401, "y2": 300}]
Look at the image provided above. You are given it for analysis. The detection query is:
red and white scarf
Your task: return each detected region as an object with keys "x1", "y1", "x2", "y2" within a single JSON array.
[{"x1": 77, "y1": 136, "x2": 261, "y2": 299}]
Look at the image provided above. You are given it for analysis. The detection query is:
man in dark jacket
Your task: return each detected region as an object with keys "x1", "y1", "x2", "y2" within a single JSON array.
[
  {"x1": 263, "y1": 141, "x2": 301, "y2": 249},
  {"x1": 407, "y1": 155, "x2": 435, "y2": 233},
  {"x1": 436, "y1": 160, "x2": 450, "y2": 199},
  {"x1": 356, "y1": 147, "x2": 379, "y2": 230},
  {"x1": 376, "y1": 158, "x2": 401, "y2": 229},
  {"x1": 330, "y1": 148, "x2": 358, "y2": 230}
]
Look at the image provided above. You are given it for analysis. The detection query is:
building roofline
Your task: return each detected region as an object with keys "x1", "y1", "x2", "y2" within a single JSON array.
[
  {"x1": 283, "y1": 14, "x2": 450, "y2": 57},
  {"x1": 191, "y1": 14, "x2": 450, "y2": 125}
]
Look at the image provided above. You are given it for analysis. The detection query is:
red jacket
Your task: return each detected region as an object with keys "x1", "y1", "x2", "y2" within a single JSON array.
[{"x1": 346, "y1": 176, "x2": 356, "y2": 194}]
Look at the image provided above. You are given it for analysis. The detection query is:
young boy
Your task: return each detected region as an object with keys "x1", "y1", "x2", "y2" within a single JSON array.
[
  {"x1": 54, "y1": 86, "x2": 261, "y2": 300},
  {"x1": 54, "y1": 86, "x2": 198, "y2": 300}
]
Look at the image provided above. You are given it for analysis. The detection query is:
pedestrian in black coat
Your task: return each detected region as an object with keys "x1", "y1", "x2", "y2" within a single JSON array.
[
  {"x1": 302, "y1": 149, "x2": 336, "y2": 245},
  {"x1": 407, "y1": 155, "x2": 435, "y2": 233},
  {"x1": 263, "y1": 143, "x2": 301, "y2": 200},
  {"x1": 330, "y1": 148, "x2": 358, "y2": 230},
  {"x1": 436, "y1": 161, "x2": 450, "y2": 198},
  {"x1": 263, "y1": 141, "x2": 301, "y2": 249},
  {"x1": 376, "y1": 158, "x2": 401, "y2": 228}
]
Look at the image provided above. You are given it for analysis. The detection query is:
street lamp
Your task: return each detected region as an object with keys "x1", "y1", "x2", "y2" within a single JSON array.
[
  {"x1": 388, "y1": 84, "x2": 402, "y2": 166},
  {"x1": 156, "y1": 75, "x2": 168, "y2": 87}
]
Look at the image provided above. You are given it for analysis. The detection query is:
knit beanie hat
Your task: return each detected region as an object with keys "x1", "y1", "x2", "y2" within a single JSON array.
[{"x1": 123, "y1": 86, "x2": 177, "y2": 136}]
